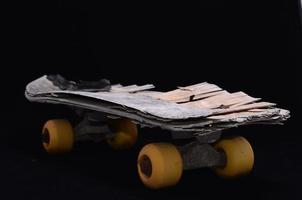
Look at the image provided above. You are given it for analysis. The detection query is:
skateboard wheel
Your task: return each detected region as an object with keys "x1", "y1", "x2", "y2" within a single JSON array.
[
  {"x1": 42, "y1": 119, "x2": 74, "y2": 154},
  {"x1": 107, "y1": 118, "x2": 138, "y2": 150},
  {"x1": 137, "y1": 143, "x2": 183, "y2": 189},
  {"x1": 213, "y1": 136, "x2": 254, "y2": 178}
]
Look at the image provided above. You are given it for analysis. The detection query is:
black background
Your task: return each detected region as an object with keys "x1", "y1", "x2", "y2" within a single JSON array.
[{"x1": 2, "y1": 0, "x2": 302, "y2": 199}]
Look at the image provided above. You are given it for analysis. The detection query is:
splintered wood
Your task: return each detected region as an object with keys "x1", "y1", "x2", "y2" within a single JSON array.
[
  {"x1": 154, "y1": 82, "x2": 285, "y2": 123},
  {"x1": 156, "y1": 83, "x2": 223, "y2": 103},
  {"x1": 111, "y1": 84, "x2": 155, "y2": 93}
]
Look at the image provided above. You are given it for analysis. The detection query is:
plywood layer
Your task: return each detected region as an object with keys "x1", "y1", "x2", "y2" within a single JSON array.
[{"x1": 149, "y1": 82, "x2": 281, "y2": 121}]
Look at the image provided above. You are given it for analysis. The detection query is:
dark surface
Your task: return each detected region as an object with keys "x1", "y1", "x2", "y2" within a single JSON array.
[{"x1": 2, "y1": 0, "x2": 302, "y2": 199}]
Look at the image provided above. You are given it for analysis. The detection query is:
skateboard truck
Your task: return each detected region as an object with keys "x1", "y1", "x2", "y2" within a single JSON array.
[
  {"x1": 73, "y1": 110, "x2": 112, "y2": 142},
  {"x1": 179, "y1": 135, "x2": 226, "y2": 170}
]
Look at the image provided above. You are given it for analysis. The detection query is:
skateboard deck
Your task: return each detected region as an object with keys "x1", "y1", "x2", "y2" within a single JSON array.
[{"x1": 25, "y1": 75, "x2": 290, "y2": 135}]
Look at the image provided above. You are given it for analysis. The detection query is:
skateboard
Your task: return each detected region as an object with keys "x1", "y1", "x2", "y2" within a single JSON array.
[{"x1": 25, "y1": 75, "x2": 290, "y2": 189}]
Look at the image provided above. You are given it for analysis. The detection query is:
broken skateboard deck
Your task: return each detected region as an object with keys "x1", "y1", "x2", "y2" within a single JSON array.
[{"x1": 25, "y1": 75, "x2": 290, "y2": 135}]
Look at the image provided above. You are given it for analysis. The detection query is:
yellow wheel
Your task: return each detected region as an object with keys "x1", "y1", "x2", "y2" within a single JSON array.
[
  {"x1": 213, "y1": 136, "x2": 254, "y2": 178},
  {"x1": 42, "y1": 119, "x2": 74, "y2": 154},
  {"x1": 106, "y1": 118, "x2": 138, "y2": 150},
  {"x1": 137, "y1": 143, "x2": 183, "y2": 189}
]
